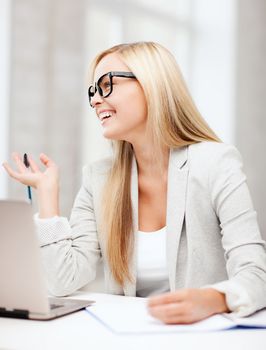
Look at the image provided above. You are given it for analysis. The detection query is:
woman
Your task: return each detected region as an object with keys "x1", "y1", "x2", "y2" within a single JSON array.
[{"x1": 3, "y1": 42, "x2": 266, "y2": 324}]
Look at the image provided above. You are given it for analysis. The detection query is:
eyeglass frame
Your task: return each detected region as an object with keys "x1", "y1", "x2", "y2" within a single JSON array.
[{"x1": 88, "y1": 71, "x2": 136, "y2": 107}]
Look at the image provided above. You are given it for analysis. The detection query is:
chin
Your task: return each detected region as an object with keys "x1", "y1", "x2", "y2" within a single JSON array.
[
  {"x1": 102, "y1": 130, "x2": 116, "y2": 139},
  {"x1": 102, "y1": 129, "x2": 127, "y2": 141}
]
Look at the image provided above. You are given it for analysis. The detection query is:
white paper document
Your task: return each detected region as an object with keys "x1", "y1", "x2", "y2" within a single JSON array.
[{"x1": 85, "y1": 297, "x2": 266, "y2": 334}]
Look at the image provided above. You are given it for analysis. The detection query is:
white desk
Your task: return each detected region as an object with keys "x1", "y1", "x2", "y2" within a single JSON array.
[{"x1": 1, "y1": 292, "x2": 266, "y2": 350}]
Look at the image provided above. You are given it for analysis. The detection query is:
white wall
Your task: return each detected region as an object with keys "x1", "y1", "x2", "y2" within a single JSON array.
[
  {"x1": 0, "y1": 0, "x2": 11, "y2": 198},
  {"x1": 189, "y1": 0, "x2": 236, "y2": 144}
]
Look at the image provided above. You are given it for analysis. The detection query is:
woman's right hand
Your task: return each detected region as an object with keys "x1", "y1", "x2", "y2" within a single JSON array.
[
  {"x1": 2, "y1": 152, "x2": 59, "y2": 190},
  {"x1": 2, "y1": 152, "x2": 60, "y2": 218}
]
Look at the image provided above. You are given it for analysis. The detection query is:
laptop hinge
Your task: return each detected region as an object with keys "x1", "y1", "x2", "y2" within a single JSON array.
[{"x1": 0, "y1": 307, "x2": 29, "y2": 319}]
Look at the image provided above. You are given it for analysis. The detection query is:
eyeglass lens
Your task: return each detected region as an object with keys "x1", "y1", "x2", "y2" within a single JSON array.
[
  {"x1": 88, "y1": 74, "x2": 112, "y2": 105},
  {"x1": 98, "y1": 74, "x2": 112, "y2": 97}
]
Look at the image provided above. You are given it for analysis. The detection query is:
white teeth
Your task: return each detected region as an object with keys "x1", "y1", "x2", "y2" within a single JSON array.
[{"x1": 99, "y1": 111, "x2": 114, "y2": 122}]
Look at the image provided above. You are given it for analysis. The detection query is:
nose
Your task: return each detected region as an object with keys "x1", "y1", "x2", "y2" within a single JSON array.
[{"x1": 90, "y1": 90, "x2": 104, "y2": 108}]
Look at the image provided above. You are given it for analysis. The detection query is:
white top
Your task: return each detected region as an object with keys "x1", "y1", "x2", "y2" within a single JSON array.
[{"x1": 136, "y1": 226, "x2": 170, "y2": 297}]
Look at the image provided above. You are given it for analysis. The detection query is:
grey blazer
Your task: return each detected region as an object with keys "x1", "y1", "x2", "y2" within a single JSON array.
[{"x1": 39, "y1": 141, "x2": 266, "y2": 316}]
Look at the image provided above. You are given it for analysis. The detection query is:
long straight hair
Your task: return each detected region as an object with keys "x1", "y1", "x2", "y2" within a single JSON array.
[{"x1": 89, "y1": 42, "x2": 221, "y2": 286}]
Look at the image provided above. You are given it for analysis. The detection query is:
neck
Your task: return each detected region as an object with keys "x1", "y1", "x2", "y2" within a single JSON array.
[{"x1": 132, "y1": 142, "x2": 170, "y2": 177}]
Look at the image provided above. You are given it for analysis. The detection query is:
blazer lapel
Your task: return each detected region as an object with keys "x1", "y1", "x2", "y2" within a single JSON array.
[{"x1": 166, "y1": 146, "x2": 189, "y2": 291}]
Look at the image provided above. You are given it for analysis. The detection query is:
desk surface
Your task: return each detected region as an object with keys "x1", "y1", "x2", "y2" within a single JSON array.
[{"x1": 1, "y1": 292, "x2": 266, "y2": 350}]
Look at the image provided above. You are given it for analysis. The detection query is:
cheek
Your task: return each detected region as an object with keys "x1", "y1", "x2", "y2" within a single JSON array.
[{"x1": 118, "y1": 89, "x2": 147, "y2": 123}]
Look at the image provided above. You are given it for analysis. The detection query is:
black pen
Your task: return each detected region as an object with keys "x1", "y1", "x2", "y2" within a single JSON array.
[{"x1": 23, "y1": 153, "x2": 32, "y2": 204}]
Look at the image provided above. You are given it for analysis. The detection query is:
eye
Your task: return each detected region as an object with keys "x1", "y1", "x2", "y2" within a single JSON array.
[
  {"x1": 98, "y1": 75, "x2": 112, "y2": 94},
  {"x1": 102, "y1": 81, "x2": 111, "y2": 88}
]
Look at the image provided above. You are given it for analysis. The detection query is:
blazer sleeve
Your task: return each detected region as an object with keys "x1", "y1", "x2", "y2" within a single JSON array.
[
  {"x1": 37, "y1": 164, "x2": 101, "y2": 297},
  {"x1": 208, "y1": 144, "x2": 266, "y2": 317}
]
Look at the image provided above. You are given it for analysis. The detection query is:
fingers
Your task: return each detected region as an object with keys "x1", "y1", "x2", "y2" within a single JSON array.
[
  {"x1": 9, "y1": 152, "x2": 40, "y2": 174},
  {"x1": 147, "y1": 289, "x2": 196, "y2": 324},
  {"x1": 2, "y1": 161, "x2": 32, "y2": 186},
  {"x1": 39, "y1": 153, "x2": 56, "y2": 167},
  {"x1": 149, "y1": 302, "x2": 183, "y2": 318},
  {"x1": 2, "y1": 161, "x2": 21, "y2": 180},
  {"x1": 2, "y1": 152, "x2": 56, "y2": 188},
  {"x1": 2, "y1": 152, "x2": 54, "y2": 173},
  {"x1": 147, "y1": 289, "x2": 217, "y2": 325},
  {"x1": 148, "y1": 290, "x2": 188, "y2": 307},
  {"x1": 27, "y1": 154, "x2": 40, "y2": 173},
  {"x1": 148, "y1": 302, "x2": 192, "y2": 325},
  {"x1": 147, "y1": 292, "x2": 186, "y2": 324},
  {"x1": 11, "y1": 152, "x2": 27, "y2": 173},
  {"x1": 2, "y1": 152, "x2": 54, "y2": 178}
]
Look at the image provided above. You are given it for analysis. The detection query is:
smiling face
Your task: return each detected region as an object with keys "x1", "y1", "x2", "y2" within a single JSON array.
[{"x1": 91, "y1": 53, "x2": 147, "y2": 142}]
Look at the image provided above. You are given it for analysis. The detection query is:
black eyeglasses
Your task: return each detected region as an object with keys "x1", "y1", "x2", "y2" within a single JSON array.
[{"x1": 88, "y1": 71, "x2": 136, "y2": 107}]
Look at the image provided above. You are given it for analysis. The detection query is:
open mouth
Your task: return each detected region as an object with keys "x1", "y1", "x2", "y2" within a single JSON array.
[
  {"x1": 102, "y1": 115, "x2": 111, "y2": 120},
  {"x1": 99, "y1": 111, "x2": 114, "y2": 124}
]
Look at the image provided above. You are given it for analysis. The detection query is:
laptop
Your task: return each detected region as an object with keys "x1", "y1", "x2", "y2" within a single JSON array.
[{"x1": 0, "y1": 199, "x2": 94, "y2": 320}]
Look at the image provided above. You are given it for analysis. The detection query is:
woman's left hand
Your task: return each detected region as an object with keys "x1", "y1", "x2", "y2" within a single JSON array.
[{"x1": 147, "y1": 288, "x2": 229, "y2": 324}]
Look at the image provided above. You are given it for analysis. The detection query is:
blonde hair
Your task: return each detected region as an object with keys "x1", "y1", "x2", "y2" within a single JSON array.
[{"x1": 90, "y1": 42, "x2": 221, "y2": 286}]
